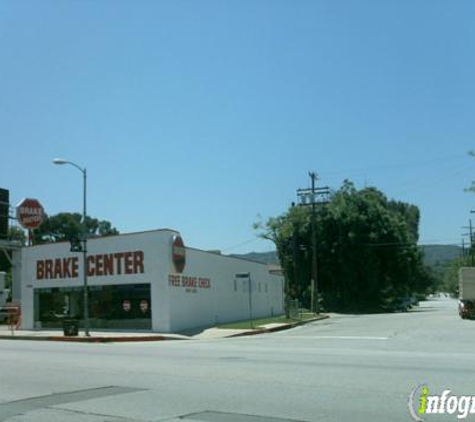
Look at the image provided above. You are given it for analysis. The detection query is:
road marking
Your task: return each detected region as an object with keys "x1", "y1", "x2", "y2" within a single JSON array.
[
  {"x1": 0, "y1": 386, "x2": 145, "y2": 422},
  {"x1": 286, "y1": 335, "x2": 389, "y2": 340},
  {"x1": 180, "y1": 410, "x2": 308, "y2": 422}
]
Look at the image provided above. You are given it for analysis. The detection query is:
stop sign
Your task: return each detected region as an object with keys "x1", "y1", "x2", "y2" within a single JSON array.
[{"x1": 16, "y1": 198, "x2": 45, "y2": 230}]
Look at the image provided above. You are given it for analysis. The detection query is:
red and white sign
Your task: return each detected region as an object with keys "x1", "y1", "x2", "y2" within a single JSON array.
[
  {"x1": 123, "y1": 300, "x2": 131, "y2": 312},
  {"x1": 36, "y1": 250, "x2": 145, "y2": 280},
  {"x1": 16, "y1": 198, "x2": 45, "y2": 230},
  {"x1": 140, "y1": 300, "x2": 148, "y2": 313},
  {"x1": 172, "y1": 235, "x2": 186, "y2": 273}
]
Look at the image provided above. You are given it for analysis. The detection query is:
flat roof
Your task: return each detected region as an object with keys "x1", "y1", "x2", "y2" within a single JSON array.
[
  {"x1": 22, "y1": 229, "x2": 280, "y2": 272},
  {"x1": 23, "y1": 228, "x2": 178, "y2": 249}
]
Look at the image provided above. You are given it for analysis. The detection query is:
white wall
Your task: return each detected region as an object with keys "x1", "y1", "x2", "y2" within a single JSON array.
[
  {"x1": 167, "y1": 248, "x2": 284, "y2": 332},
  {"x1": 20, "y1": 230, "x2": 176, "y2": 330},
  {"x1": 20, "y1": 229, "x2": 284, "y2": 333}
]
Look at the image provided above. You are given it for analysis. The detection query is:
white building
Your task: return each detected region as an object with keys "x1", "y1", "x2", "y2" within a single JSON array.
[{"x1": 18, "y1": 229, "x2": 284, "y2": 332}]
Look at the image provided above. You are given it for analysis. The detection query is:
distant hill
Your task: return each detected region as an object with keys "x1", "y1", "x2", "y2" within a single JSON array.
[
  {"x1": 231, "y1": 245, "x2": 462, "y2": 268},
  {"x1": 230, "y1": 251, "x2": 279, "y2": 265},
  {"x1": 420, "y1": 244, "x2": 462, "y2": 267}
]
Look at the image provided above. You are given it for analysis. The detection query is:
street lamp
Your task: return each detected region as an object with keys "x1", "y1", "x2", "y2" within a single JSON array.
[{"x1": 53, "y1": 158, "x2": 90, "y2": 336}]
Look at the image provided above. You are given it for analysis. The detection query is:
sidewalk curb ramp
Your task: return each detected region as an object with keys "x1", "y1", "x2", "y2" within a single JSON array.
[{"x1": 227, "y1": 314, "x2": 330, "y2": 338}]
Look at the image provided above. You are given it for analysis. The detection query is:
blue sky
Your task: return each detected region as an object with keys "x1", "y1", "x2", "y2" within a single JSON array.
[{"x1": 1, "y1": 1, "x2": 475, "y2": 253}]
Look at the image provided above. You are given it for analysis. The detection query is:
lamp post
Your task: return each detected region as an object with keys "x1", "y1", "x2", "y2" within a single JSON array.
[{"x1": 53, "y1": 158, "x2": 90, "y2": 336}]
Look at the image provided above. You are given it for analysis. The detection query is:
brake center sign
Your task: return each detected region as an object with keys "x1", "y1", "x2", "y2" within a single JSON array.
[{"x1": 16, "y1": 198, "x2": 45, "y2": 230}]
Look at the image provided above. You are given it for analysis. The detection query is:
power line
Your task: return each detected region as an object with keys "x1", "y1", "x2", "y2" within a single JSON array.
[{"x1": 221, "y1": 237, "x2": 265, "y2": 252}]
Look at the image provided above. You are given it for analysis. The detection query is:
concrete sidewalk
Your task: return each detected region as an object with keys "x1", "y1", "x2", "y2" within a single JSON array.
[
  {"x1": 0, "y1": 314, "x2": 329, "y2": 342},
  {"x1": 0, "y1": 327, "x2": 189, "y2": 342}
]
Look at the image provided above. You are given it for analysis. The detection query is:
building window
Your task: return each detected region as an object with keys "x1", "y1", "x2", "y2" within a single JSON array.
[{"x1": 34, "y1": 283, "x2": 152, "y2": 330}]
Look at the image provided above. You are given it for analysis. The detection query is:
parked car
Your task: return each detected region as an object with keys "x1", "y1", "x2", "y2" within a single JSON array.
[
  {"x1": 459, "y1": 268, "x2": 475, "y2": 319},
  {"x1": 458, "y1": 300, "x2": 475, "y2": 319},
  {"x1": 382, "y1": 297, "x2": 412, "y2": 313}
]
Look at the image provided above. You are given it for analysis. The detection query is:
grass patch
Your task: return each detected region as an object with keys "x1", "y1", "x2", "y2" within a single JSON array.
[{"x1": 217, "y1": 313, "x2": 316, "y2": 330}]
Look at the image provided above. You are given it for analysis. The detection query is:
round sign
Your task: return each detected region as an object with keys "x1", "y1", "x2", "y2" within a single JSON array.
[
  {"x1": 172, "y1": 235, "x2": 186, "y2": 273},
  {"x1": 123, "y1": 300, "x2": 131, "y2": 312},
  {"x1": 139, "y1": 300, "x2": 148, "y2": 313},
  {"x1": 16, "y1": 198, "x2": 45, "y2": 230}
]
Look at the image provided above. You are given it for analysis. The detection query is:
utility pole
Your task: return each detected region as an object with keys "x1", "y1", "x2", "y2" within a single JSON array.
[
  {"x1": 291, "y1": 202, "x2": 299, "y2": 300},
  {"x1": 297, "y1": 172, "x2": 330, "y2": 314},
  {"x1": 462, "y1": 219, "x2": 475, "y2": 266},
  {"x1": 470, "y1": 211, "x2": 475, "y2": 265},
  {"x1": 471, "y1": 219, "x2": 474, "y2": 266}
]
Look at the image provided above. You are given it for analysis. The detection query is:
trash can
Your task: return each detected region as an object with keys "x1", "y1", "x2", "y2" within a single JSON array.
[{"x1": 62, "y1": 319, "x2": 79, "y2": 336}]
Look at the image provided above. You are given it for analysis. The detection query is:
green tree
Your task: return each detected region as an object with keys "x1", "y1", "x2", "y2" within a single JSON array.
[
  {"x1": 8, "y1": 226, "x2": 27, "y2": 244},
  {"x1": 443, "y1": 254, "x2": 473, "y2": 297},
  {"x1": 32, "y1": 212, "x2": 119, "y2": 244},
  {"x1": 256, "y1": 181, "x2": 434, "y2": 312}
]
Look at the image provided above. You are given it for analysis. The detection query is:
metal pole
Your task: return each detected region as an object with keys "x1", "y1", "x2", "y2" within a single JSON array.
[
  {"x1": 248, "y1": 273, "x2": 253, "y2": 329},
  {"x1": 52, "y1": 159, "x2": 90, "y2": 336},
  {"x1": 297, "y1": 174, "x2": 328, "y2": 314},
  {"x1": 83, "y1": 168, "x2": 90, "y2": 336},
  {"x1": 310, "y1": 172, "x2": 318, "y2": 314},
  {"x1": 292, "y1": 217, "x2": 299, "y2": 300},
  {"x1": 471, "y1": 219, "x2": 474, "y2": 267}
]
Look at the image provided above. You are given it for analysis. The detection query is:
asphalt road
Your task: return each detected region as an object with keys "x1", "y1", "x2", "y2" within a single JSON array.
[{"x1": 0, "y1": 297, "x2": 473, "y2": 422}]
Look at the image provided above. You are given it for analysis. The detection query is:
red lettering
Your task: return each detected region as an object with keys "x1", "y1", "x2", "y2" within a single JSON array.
[
  {"x1": 62, "y1": 258, "x2": 72, "y2": 278},
  {"x1": 199, "y1": 278, "x2": 210, "y2": 288},
  {"x1": 95, "y1": 254, "x2": 104, "y2": 276},
  {"x1": 53, "y1": 258, "x2": 62, "y2": 279},
  {"x1": 168, "y1": 274, "x2": 181, "y2": 286},
  {"x1": 36, "y1": 251, "x2": 144, "y2": 280},
  {"x1": 133, "y1": 251, "x2": 144, "y2": 274},
  {"x1": 103, "y1": 254, "x2": 113, "y2": 276},
  {"x1": 124, "y1": 252, "x2": 133, "y2": 274},
  {"x1": 114, "y1": 253, "x2": 124, "y2": 274},
  {"x1": 182, "y1": 276, "x2": 197, "y2": 287},
  {"x1": 87, "y1": 255, "x2": 95, "y2": 277},
  {"x1": 72, "y1": 257, "x2": 79, "y2": 278},
  {"x1": 37, "y1": 261, "x2": 44, "y2": 280},
  {"x1": 45, "y1": 260, "x2": 53, "y2": 279}
]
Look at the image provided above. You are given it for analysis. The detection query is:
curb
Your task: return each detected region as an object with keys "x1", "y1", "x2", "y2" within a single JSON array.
[
  {"x1": 0, "y1": 335, "x2": 188, "y2": 343},
  {"x1": 0, "y1": 315, "x2": 330, "y2": 342},
  {"x1": 227, "y1": 314, "x2": 330, "y2": 338}
]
